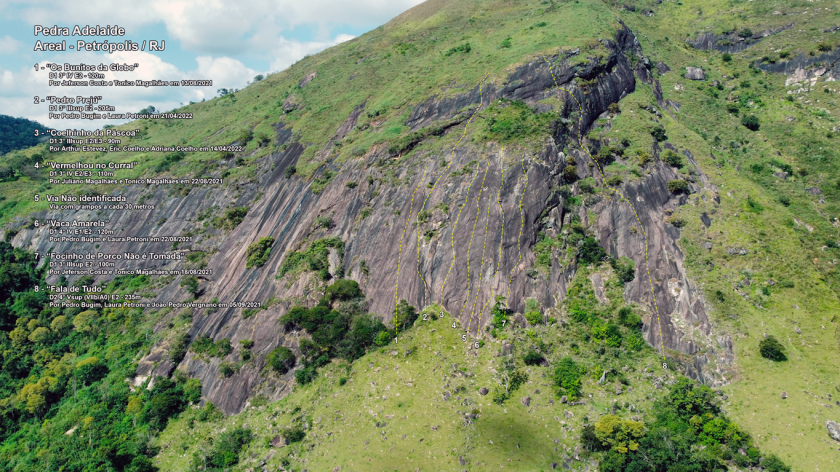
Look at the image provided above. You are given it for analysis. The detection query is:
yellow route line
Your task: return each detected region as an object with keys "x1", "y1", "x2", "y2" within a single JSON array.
[
  {"x1": 395, "y1": 166, "x2": 428, "y2": 337},
  {"x1": 542, "y1": 55, "x2": 665, "y2": 356},
  {"x1": 467, "y1": 167, "x2": 493, "y2": 334},
  {"x1": 415, "y1": 74, "x2": 490, "y2": 308},
  {"x1": 476, "y1": 149, "x2": 508, "y2": 327},
  {"x1": 440, "y1": 163, "x2": 482, "y2": 301},
  {"x1": 507, "y1": 156, "x2": 529, "y2": 302},
  {"x1": 494, "y1": 149, "x2": 506, "y2": 274},
  {"x1": 458, "y1": 165, "x2": 490, "y2": 322}
]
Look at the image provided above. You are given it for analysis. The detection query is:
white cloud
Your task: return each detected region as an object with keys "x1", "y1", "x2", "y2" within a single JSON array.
[
  {"x1": 194, "y1": 55, "x2": 257, "y2": 95},
  {"x1": 17, "y1": 0, "x2": 424, "y2": 55},
  {"x1": 2, "y1": 0, "x2": 427, "y2": 129},
  {"x1": 0, "y1": 35, "x2": 24, "y2": 54},
  {"x1": 0, "y1": 50, "x2": 256, "y2": 129},
  {"x1": 267, "y1": 34, "x2": 355, "y2": 73}
]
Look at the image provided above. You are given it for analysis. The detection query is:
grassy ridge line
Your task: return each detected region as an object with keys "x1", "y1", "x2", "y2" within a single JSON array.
[
  {"x1": 1, "y1": 0, "x2": 617, "y2": 227},
  {"x1": 542, "y1": 54, "x2": 666, "y2": 358}
]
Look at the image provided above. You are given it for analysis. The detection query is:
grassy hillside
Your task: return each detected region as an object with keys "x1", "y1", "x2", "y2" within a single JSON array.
[{"x1": 2, "y1": 0, "x2": 840, "y2": 470}]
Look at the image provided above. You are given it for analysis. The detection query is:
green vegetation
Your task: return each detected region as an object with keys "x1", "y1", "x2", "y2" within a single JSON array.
[
  {"x1": 583, "y1": 378, "x2": 790, "y2": 472},
  {"x1": 277, "y1": 236, "x2": 343, "y2": 280},
  {"x1": 491, "y1": 357, "x2": 528, "y2": 405},
  {"x1": 0, "y1": 115, "x2": 49, "y2": 157},
  {"x1": 245, "y1": 236, "x2": 275, "y2": 269},
  {"x1": 315, "y1": 215, "x2": 334, "y2": 229},
  {"x1": 266, "y1": 346, "x2": 296, "y2": 374},
  {"x1": 609, "y1": 257, "x2": 635, "y2": 284},
  {"x1": 667, "y1": 179, "x2": 689, "y2": 194},
  {"x1": 523, "y1": 350, "x2": 545, "y2": 366},
  {"x1": 488, "y1": 296, "x2": 512, "y2": 338},
  {"x1": 188, "y1": 427, "x2": 253, "y2": 470},
  {"x1": 662, "y1": 149, "x2": 684, "y2": 167},
  {"x1": 759, "y1": 335, "x2": 787, "y2": 362},
  {"x1": 180, "y1": 276, "x2": 199, "y2": 297},
  {"x1": 482, "y1": 99, "x2": 558, "y2": 144},
  {"x1": 523, "y1": 298, "x2": 543, "y2": 325},
  {"x1": 213, "y1": 206, "x2": 248, "y2": 231},
  {"x1": 741, "y1": 114, "x2": 760, "y2": 131},
  {"x1": 0, "y1": 242, "x2": 200, "y2": 470},
  {"x1": 577, "y1": 237, "x2": 608, "y2": 265},
  {"x1": 444, "y1": 42, "x2": 471, "y2": 56},
  {"x1": 278, "y1": 280, "x2": 396, "y2": 385},
  {"x1": 650, "y1": 126, "x2": 667, "y2": 142},
  {"x1": 190, "y1": 335, "x2": 232, "y2": 359},
  {"x1": 553, "y1": 357, "x2": 584, "y2": 400}
]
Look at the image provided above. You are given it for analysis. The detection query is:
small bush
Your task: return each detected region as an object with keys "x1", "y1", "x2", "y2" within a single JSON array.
[
  {"x1": 607, "y1": 102, "x2": 620, "y2": 114},
  {"x1": 618, "y1": 306, "x2": 642, "y2": 330},
  {"x1": 316, "y1": 216, "x2": 333, "y2": 229},
  {"x1": 759, "y1": 335, "x2": 787, "y2": 361},
  {"x1": 444, "y1": 42, "x2": 471, "y2": 56},
  {"x1": 596, "y1": 146, "x2": 613, "y2": 165},
  {"x1": 650, "y1": 126, "x2": 667, "y2": 142},
  {"x1": 817, "y1": 42, "x2": 832, "y2": 53},
  {"x1": 203, "y1": 427, "x2": 253, "y2": 468},
  {"x1": 246, "y1": 237, "x2": 275, "y2": 269},
  {"x1": 266, "y1": 346, "x2": 296, "y2": 374},
  {"x1": 237, "y1": 129, "x2": 253, "y2": 145},
  {"x1": 737, "y1": 28, "x2": 753, "y2": 38},
  {"x1": 500, "y1": 37, "x2": 512, "y2": 48},
  {"x1": 214, "y1": 206, "x2": 248, "y2": 231},
  {"x1": 741, "y1": 114, "x2": 760, "y2": 131},
  {"x1": 219, "y1": 363, "x2": 235, "y2": 377},
  {"x1": 605, "y1": 175, "x2": 623, "y2": 186},
  {"x1": 610, "y1": 257, "x2": 636, "y2": 283},
  {"x1": 523, "y1": 351, "x2": 545, "y2": 366},
  {"x1": 563, "y1": 165, "x2": 578, "y2": 182},
  {"x1": 284, "y1": 426, "x2": 306, "y2": 443},
  {"x1": 763, "y1": 454, "x2": 791, "y2": 472},
  {"x1": 722, "y1": 53, "x2": 732, "y2": 62},
  {"x1": 345, "y1": 181, "x2": 358, "y2": 189},
  {"x1": 417, "y1": 210, "x2": 432, "y2": 224},
  {"x1": 169, "y1": 333, "x2": 190, "y2": 363},
  {"x1": 667, "y1": 180, "x2": 690, "y2": 194},
  {"x1": 284, "y1": 165, "x2": 297, "y2": 178},
  {"x1": 578, "y1": 237, "x2": 608, "y2": 265},
  {"x1": 662, "y1": 150, "x2": 684, "y2": 167},
  {"x1": 553, "y1": 357, "x2": 583, "y2": 400},
  {"x1": 180, "y1": 276, "x2": 199, "y2": 296},
  {"x1": 321, "y1": 279, "x2": 363, "y2": 305}
]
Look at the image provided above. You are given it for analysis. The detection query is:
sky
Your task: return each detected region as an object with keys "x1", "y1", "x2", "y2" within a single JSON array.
[{"x1": 0, "y1": 0, "x2": 425, "y2": 130}]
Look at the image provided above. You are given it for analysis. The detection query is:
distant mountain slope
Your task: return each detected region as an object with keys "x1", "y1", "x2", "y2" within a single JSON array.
[{"x1": 0, "y1": 115, "x2": 49, "y2": 155}]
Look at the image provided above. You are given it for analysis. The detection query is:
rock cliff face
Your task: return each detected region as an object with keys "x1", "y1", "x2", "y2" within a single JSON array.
[
  {"x1": 12, "y1": 23, "x2": 731, "y2": 414},
  {"x1": 686, "y1": 23, "x2": 794, "y2": 54}
]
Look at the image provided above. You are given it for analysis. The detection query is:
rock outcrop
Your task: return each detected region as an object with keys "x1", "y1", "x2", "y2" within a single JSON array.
[
  {"x1": 686, "y1": 23, "x2": 794, "y2": 53},
  {"x1": 10, "y1": 22, "x2": 731, "y2": 414},
  {"x1": 685, "y1": 67, "x2": 705, "y2": 80}
]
